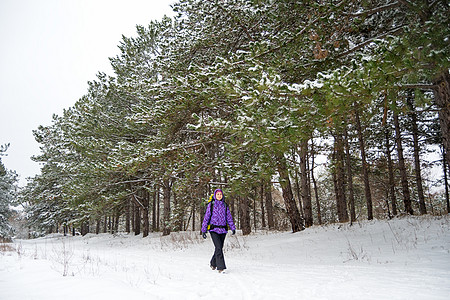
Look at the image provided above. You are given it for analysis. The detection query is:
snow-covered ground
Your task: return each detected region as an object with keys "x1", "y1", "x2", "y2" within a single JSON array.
[{"x1": 1, "y1": 215, "x2": 449, "y2": 300}]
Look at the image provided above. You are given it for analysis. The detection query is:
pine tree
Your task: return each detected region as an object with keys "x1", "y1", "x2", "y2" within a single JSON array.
[{"x1": 0, "y1": 145, "x2": 17, "y2": 240}]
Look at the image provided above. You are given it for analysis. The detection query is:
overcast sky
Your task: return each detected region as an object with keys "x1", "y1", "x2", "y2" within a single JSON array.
[{"x1": 0, "y1": 0, "x2": 174, "y2": 186}]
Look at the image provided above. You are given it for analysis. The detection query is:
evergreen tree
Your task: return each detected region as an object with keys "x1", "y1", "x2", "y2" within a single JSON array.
[
  {"x1": 0, "y1": 144, "x2": 18, "y2": 240},
  {"x1": 20, "y1": 0, "x2": 449, "y2": 234}
]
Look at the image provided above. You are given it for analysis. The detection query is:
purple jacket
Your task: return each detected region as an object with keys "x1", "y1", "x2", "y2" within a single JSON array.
[{"x1": 201, "y1": 199, "x2": 236, "y2": 234}]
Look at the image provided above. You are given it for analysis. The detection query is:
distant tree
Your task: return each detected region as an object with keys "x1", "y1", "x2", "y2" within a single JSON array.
[{"x1": 0, "y1": 144, "x2": 17, "y2": 241}]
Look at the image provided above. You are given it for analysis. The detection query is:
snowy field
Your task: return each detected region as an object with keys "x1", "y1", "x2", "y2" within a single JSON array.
[{"x1": 1, "y1": 215, "x2": 449, "y2": 300}]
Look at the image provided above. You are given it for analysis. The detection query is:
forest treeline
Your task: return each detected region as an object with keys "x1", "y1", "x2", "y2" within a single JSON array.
[{"x1": 17, "y1": 0, "x2": 450, "y2": 238}]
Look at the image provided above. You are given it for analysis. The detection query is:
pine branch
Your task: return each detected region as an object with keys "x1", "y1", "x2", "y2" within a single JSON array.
[
  {"x1": 110, "y1": 179, "x2": 150, "y2": 185},
  {"x1": 397, "y1": 0, "x2": 428, "y2": 21},
  {"x1": 337, "y1": 25, "x2": 406, "y2": 58},
  {"x1": 252, "y1": 16, "x2": 320, "y2": 61},
  {"x1": 396, "y1": 0, "x2": 415, "y2": 8},
  {"x1": 220, "y1": 15, "x2": 321, "y2": 68},
  {"x1": 429, "y1": 0, "x2": 441, "y2": 10},
  {"x1": 343, "y1": 2, "x2": 401, "y2": 17},
  {"x1": 399, "y1": 83, "x2": 438, "y2": 90},
  {"x1": 205, "y1": 0, "x2": 255, "y2": 42}
]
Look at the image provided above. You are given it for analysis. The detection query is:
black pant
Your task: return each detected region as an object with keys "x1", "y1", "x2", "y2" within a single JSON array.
[{"x1": 210, "y1": 231, "x2": 227, "y2": 270}]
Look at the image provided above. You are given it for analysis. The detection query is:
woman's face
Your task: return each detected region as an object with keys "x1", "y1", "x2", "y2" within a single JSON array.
[{"x1": 215, "y1": 191, "x2": 223, "y2": 200}]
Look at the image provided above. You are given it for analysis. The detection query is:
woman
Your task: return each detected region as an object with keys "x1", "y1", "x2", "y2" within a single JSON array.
[{"x1": 201, "y1": 189, "x2": 236, "y2": 273}]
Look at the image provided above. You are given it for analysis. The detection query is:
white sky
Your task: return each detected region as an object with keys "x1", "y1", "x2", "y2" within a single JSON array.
[{"x1": 0, "y1": 0, "x2": 175, "y2": 186}]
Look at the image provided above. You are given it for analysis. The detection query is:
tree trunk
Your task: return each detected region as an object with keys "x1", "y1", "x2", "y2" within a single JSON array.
[
  {"x1": 260, "y1": 183, "x2": 266, "y2": 228},
  {"x1": 134, "y1": 195, "x2": 141, "y2": 236},
  {"x1": 300, "y1": 140, "x2": 313, "y2": 227},
  {"x1": 407, "y1": 96, "x2": 427, "y2": 214},
  {"x1": 81, "y1": 222, "x2": 89, "y2": 236},
  {"x1": 130, "y1": 201, "x2": 135, "y2": 233},
  {"x1": 334, "y1": 133, "x2": 349, "y2": 223},
  {"x1": 332, "y1": 150, "x2": 339, "y2": 222},
  {"x1": 95, "y1": 219, "x2": 100, "y2": 235},
  {"x1": 173, "y1": 190, "x2": 183, "y2": 232},
  {"x1": 264, "y1": 179, "x2": 275, "y2": 229},
  {"x1": 125, "y1": 198, "x2": 131, "y2": 233},
  {"x1": 433, "y1": 70, "x2": 450, "y2": 171},
  {"x1": 191, "y1": 202, "x2": 196, "y2": 231},
  {"x1": 310, "y1": 139, "x2": 322, "y2": 225},
  {"x1": 229, "y1": 196, "x2": 235, "y2": 226},
  {"x1": 443, "y1": 148, "x2": 450, "y2": 214},
  {"x1": 393, "y1": 107, "x2": 414, "y2": 214},
  {"x1": 236, "y1": 199, "x2": 240, "y2": 229},
  {"x1": 294, "y1": 167, "x2": 304, "y2": 219},
  {"x1": 162, "y1": 178, "x2": 171, "y2": 236},
  {"x1": 142, "y1": 188, "x2": 150, "y2": 237},
  {"x1": 157, "y1": 185, "x2": 160, "y2": 231},
  {"x1": 384, "y1": 189, "x2": 392, "y2": 219},
  {"x1": 239, "y1": 196, "x2": 251, "y2": 235},
  {"x1": 253, "y1": 188, "x2": 257, "y2": 231},
  {"x1": 355, "y1": 109, "x2": 373, "y2": 220},
  {"x1": 275, "y1": 152, "x2": 304, "y2": 232},
  {"x1": 199, "y1": 186, "x2": 208, "y2": 231},
  {"x1": 306, "y1": 151, "x2": 313, "y2": 220},
  {"x1": 103, "y1": 215, "x2": 107, "y2": 233},
  {"x1": 385, "y1": 127, "x2": 398, "y2": 216},
  {"x1": 114, "y1": 210, "x2": 120, "y2": 233},
  {"x1": 152, "y1": 187, "x2": 157, "y2": 232},
  {"x1": 344, "y1": 127, "x2": 356, "y2": 223}
]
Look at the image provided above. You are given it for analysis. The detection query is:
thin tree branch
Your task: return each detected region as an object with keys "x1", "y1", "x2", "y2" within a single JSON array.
[{"x1": 131, "y1": 193, "x2": 146, "y2": 210}]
